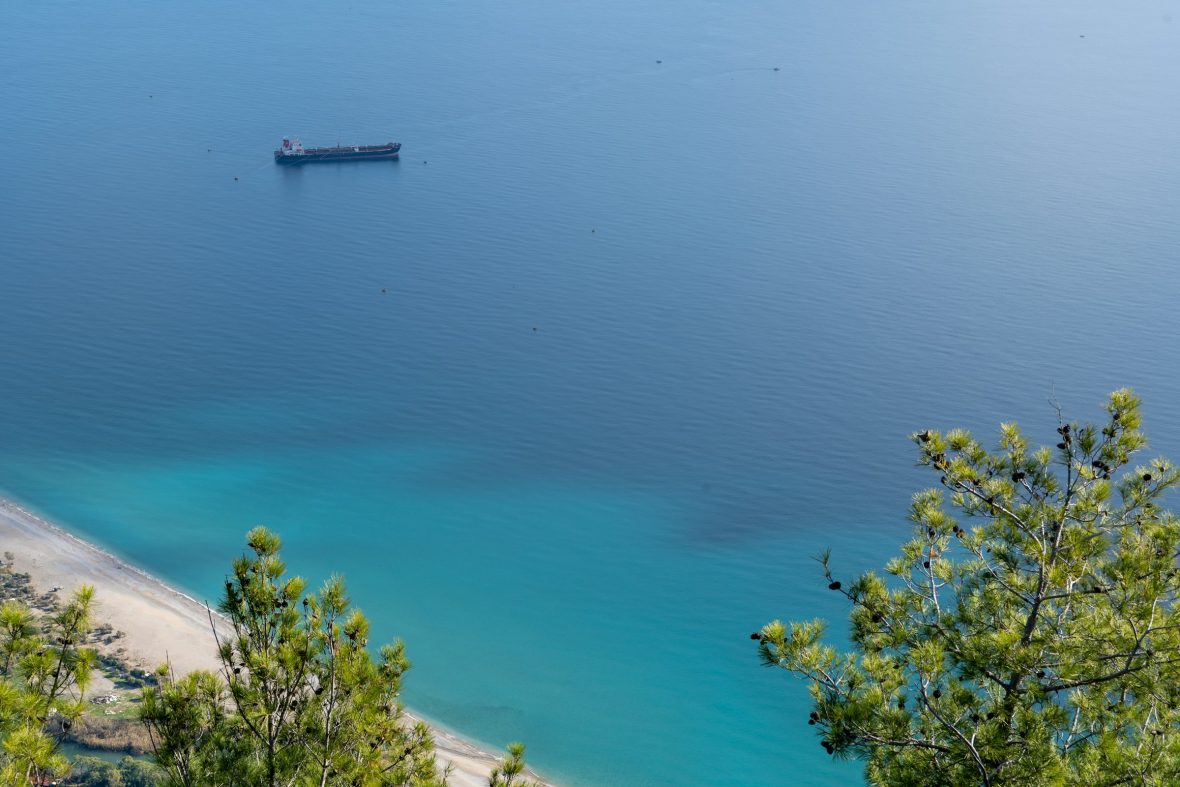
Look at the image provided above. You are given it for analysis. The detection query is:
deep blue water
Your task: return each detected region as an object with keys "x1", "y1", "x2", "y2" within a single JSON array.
[{"x1": 3, "y1": 1, "x2": 1180, "y2": 784}]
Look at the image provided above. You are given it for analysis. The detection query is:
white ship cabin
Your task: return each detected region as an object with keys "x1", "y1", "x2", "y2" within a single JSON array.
[{"x1": 279, "y1": 138, "x2": 305, "y2": 156}]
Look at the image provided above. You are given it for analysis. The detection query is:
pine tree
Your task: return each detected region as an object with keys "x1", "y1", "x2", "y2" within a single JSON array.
[
  {"x1": 488, "y1": 743, "x2": 543, "y2": 787},
  {"x1": 756, "y1": 390, "x2": 1180, "y2": 785},
  {"x1": 143, "y1": 527, "x2": 443, "y2": 787},
  {"x1": 0, "y1": 586, "x2": 97, "y2": 785}
]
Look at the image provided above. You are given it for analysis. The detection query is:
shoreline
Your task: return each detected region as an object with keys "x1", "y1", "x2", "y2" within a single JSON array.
[{"x1": 0, "y1": 495, "x2": 527, "y2": 786}]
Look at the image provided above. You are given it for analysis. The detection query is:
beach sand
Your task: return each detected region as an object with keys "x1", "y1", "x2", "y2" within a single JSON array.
[{"x1": 0, "y1": 497, "x2": 523, "y2": 787}]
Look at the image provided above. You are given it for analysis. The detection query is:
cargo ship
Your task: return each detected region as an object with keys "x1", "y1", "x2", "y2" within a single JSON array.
[{"x1": 274, "y1": 137, "x2": 401, "y2": 164}]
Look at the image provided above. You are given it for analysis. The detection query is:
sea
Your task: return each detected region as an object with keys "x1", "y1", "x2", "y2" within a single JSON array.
[{"x1": 2, "y1": 1, "x2": 1179, "y2": 784}]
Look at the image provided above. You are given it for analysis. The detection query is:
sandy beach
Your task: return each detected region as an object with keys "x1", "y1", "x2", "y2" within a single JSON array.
[{"x1": 0, "y1": 496, "x2": 522, "y2": 787}]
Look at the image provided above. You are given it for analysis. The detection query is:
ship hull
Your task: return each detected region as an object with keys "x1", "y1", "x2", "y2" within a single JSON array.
[{"x1": 274, "y1": 142, "x2": 401, "y2": 164}]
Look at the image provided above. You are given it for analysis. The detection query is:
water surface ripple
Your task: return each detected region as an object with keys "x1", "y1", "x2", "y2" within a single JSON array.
[{"x1": 3, "y1": 1, "x2": 1179, "y2": 784}]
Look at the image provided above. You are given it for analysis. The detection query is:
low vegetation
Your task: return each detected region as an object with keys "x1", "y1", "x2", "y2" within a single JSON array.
[{"x1": 60, "y1": 756, "x2": 163, "y2": 787}]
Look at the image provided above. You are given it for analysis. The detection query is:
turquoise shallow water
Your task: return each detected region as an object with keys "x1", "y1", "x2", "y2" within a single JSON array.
[{"x1": 3, "y1": 1, "x2": 1180, "y2": 784}]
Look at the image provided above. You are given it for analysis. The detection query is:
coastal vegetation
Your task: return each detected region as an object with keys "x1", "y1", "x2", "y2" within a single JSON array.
[
  {"x1": 756, "y1": 390, "x2": 1180, "y2": 785},
  {"x1": 62, "y1": 756, "x2": 162, "y2": 786},
  {"x1": 141, "y1": 526, "x2": 442, "y2": 786},
  {"x1": 0, "y1": 530, "x2": 538, "y2": 786},
  {"x1": 0, "y1": 580, "x2": 99, "y2": 783},
  {"x1": 141, "y1": 526, "x2": 541, "y2": 787}
]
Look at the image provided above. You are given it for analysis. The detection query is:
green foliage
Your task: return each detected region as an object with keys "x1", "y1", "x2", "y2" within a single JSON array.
[
  {"x1": 60, "y1": 755, "x2": 166, "y2": 787},
  {"x1": 0, "y1": 585, "x2": 97, "y2": 785},
  {"x1": 489, "y1": 743, "x2": 542, "y2": 787},
  {"x1": 142, "y1": 527, "x2": 444, "y2": 787},
  {"x1": 757, "y1": 390, "x2": 1180, "y2": 785},
  {"x1": 59, "y1": 756, "x2": 123, "y2": 787},
  {"x1": 0, "y1": 601, "x2": 36, "y2": 678},
  {"x1": 115, "y1": 757, "x2": 166, "y2": 787},
  {"x1": 140, "y1": 669, "x2": 238, "y2": 785}
]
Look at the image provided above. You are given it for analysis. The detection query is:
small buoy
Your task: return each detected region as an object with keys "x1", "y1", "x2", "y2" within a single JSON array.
[
  {"x1": 532, "y1": 327, "x2": 538, "y2": 332},
  {"x1": 233, "y1": 177, "x2": 238, "y2": 181},
  {"x1": 207, "y1": 148, "x2": 211, "y2": 152},
  {"x1": 381, "y1": 288, "x2": 387, "y2": 294},
  {"x1": 773, "y1": 67, "x2": 780, "y2": 72},
  {"x1": 423, "y1": 160, "x2": 428, "y2": 164},
  {"x1": 656, "y1": 60, "x2": 662, "y2": 64},
  {"x1": 1080, "y1": 34, "x2": 1085, "y2": 37},
  {"x1": 591, "y1": 229, "x2": 595, "y2": 233}
]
